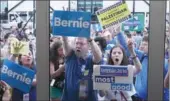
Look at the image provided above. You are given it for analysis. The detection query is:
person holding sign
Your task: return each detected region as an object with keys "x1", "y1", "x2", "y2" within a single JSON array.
[
  {"x1": 61, "y1": 36, "x2": 102, "y2": 101},
  {"x1": 8, "y1": 39, "x2": 37, "y2": 101},
  {"x1": 100, "y1": 38, "x2": 142, "y2": 101}
]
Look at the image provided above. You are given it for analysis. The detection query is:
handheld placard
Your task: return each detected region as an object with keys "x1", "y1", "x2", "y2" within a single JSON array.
[
  {"x1": 93, "y1": 65, "x2": 133, "y2": 91},
  {"x1": 10, "y1": 40, "x2": 29, "y2": 55}
]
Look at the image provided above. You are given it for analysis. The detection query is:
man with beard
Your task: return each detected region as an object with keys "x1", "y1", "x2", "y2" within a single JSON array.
[{"x1": 61, "y1": 36, "x2": 102, "y2": 101}]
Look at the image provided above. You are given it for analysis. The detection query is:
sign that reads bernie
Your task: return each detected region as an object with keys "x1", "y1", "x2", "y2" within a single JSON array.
[
  {"x1": 0, "y1": 59, "x2": 35, "y2": 93},
  {"x1": 52, "y1": 11, "x2": 91, "y2": 38}
]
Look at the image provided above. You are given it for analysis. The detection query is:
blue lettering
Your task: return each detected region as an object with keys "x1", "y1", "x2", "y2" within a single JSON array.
[{"x1": 111, "y1": 84, "x2": 131, "y2": 91}]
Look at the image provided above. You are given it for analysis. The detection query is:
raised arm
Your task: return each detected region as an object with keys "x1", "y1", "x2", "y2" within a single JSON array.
[
  {"x1": 89, "y1": 39, "x2": 102, "y2": 64},
  {"x1": 115, "y1": 28, "x2": 144, "y2": 60},
  {"x1": 62, "y1": 37, "x2": 72, "y2": 57},
  {"x1": 128, "y1": 39, "x2": 142, "y2": 75},
  {"x1": 50, "y1": 62, "x2": 65, "y2": 79},
  {"x1": 117, "y1": 32, "x2": 131, "y2": 57}
]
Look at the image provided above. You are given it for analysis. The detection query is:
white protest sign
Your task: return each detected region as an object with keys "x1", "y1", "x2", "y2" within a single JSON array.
[{"x1": 93, "y1": 65, "x2": 133, "y2": 91}]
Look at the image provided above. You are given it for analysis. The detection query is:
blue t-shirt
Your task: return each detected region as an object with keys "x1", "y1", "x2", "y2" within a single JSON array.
[
  {"x1": 62, "y1": 51, "x2": 97, "y2": 101},
  {"x1": 134, "y1": 53, "x2": 148, "y2": 100}
]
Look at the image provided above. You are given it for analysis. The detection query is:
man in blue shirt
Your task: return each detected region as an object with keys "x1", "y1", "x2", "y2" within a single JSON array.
[{"x1": 61, "y1": 37, "x2": 102, "y2": 101}]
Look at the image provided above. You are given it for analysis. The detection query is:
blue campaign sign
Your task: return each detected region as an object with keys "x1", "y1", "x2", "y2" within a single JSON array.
[
  {"x1": 100, "y1": 65, "x2": 128, "y2": 76},
  {"x1": 52, "y1": 11, "x2": 91, "y2": 38},
  {"x1": 0, "y1": 59, "x2": 35, "y2": 93}
]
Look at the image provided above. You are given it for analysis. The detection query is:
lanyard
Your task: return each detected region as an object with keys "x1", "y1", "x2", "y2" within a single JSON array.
[
  {"x1": 77, "y1": 57, "x2": 91, "y2": 82},
  {"x1": 77, "y1": 58, "x2": 87, "y2": 75}
]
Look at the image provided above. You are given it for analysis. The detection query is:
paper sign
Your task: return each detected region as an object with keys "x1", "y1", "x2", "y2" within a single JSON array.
[
  {"x1": 122, "y1": 12, "x2": 145, "y2": 31},
  {"x1": 52, "y1": 11, "x2": 91, "y2": 38},
  {"x1": 0, "y1": 59, "x2": 35, "y2": 93},
  {"x1": 19, "y1": 42, "x2": 30, "y2": 55},
  {"x1": 96, "y1": 1, "x2": 131, "y2": 29},
  {"x1": 93, "y1": 65, "x2": 133, "y2": 91},
  {"x1": 10, "y1": 41, "x2": 29, "y2": 55}
]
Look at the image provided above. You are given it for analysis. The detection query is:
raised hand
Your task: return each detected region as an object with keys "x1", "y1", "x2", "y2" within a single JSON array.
[
  {"x1": 115, "y1": 24, "x2": 121, "y2": 34},
  {"x1": 0, "y1": 81, "x2": 10, "y2": 91},
  {"x1": 10, "y1": 39, "x2": 24, "y2": 55},
  {"x1": 109, "y1": 24, "x2": 121, "y2": 38},
  {"x1": 127, "y1": 38, "x2": 135, "y2": 55}
]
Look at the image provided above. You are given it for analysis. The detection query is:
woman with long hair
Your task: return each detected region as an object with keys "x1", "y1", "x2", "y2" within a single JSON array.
[
  {"x1": 102, "y1": 39, "x2": 142, "y2": 101},
  {"x1": 10, "y1": 51, "x2": 37, "y2": 101},
  {"x1": 50, "y1": 40, "x2": 65, "y2": 101},
  {"x1": 5, "y1": 39, "x2": 37, "y2": 101}
]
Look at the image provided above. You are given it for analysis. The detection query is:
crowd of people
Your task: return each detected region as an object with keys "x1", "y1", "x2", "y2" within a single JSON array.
[
  {"x1": 49, "y1": 24, "x2": 170, "y2": 101},
  {"x1": 0, "y1": 20, "x2": 169, "y2": 101},
  {"x1": 0, "y1": 22, "x2": 36, "y2": 101}
]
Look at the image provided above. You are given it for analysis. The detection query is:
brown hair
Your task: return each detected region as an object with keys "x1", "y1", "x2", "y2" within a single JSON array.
[{"x1": 108, "y1": 45, "x2": 129, "y2": 65}]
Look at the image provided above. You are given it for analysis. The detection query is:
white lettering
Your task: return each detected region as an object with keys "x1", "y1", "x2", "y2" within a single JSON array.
[
  {"x1": 1, "y1": 65, "x2": 32, "y2": 85},
  {"x1": 111, "y1": 84, "x2": 131, "y2": 91},
  {"x1": 83, "y1": 22, "x2": 90, "y2": 28},
  {"x1": 7, "y1": 70, "x2": 13, "y2": 77},
  {"x1": 122, "y1": 85, "x2": 125, "y2": 90},
  {"x1": 54, "y1": 17, "x2": 61, "y2": 26},
  {"x1": 1, "y1": 65, "x2": 8, "y2": 73},
  {"x1": 22, "y1": 73, "x2": 27, "y2": 82},
  {"x1": 25, "y1": 78, "x2": 31, "y2": 85},
  {"x1": 61, "y1": 20, "x2": 68, "y2": 27},
  {"x1": 54, "y1": 17, "x2": 90, "y2": 28},
  {"x1": 16, "y1": 73, "x2": 23, "y2": 81}
]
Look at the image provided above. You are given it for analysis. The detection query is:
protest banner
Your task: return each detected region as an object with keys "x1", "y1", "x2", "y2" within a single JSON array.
[
  {"x1": 122, "y1": 12, "x2": 145, "y2": 31},
  {"x1": 96, "y1": 1, "x2": 131, "y2": 30},
  {"x1": 93, "y1": 65, "x2": 133, "y2": 91},
  {"x1": 0, "y1": 59, "x2": 35, "y2": 93},
  {"x1": 52, "y1": 11, "x2": 91, "y2": 38}
]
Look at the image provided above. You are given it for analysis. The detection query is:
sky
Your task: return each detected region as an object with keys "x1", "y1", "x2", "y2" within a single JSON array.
[{"x1": 5, "y1": 1, "x2": 169, "y2": 13}]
